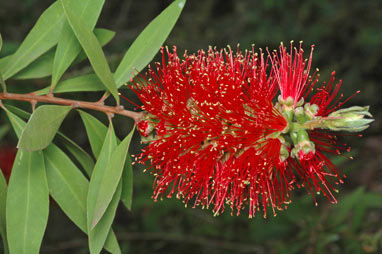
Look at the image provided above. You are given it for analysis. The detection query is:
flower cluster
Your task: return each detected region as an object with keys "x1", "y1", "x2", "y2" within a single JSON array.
[{"x1": 129, "y1": 42, "x2": 372, "y2": 218}]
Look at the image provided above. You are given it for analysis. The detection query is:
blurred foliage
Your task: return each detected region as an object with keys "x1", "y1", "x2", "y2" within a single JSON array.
[{"x1": 0, "y1": 0, "x2": 381, "y2": 253}]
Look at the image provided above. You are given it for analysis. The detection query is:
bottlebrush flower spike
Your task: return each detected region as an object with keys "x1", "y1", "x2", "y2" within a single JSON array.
[
  {"x1": 270, "y1": 41, "x2": 373, "y2": 206},
  {"x1": 127, "y1": 43, "x2": 373, "y2": 218}
]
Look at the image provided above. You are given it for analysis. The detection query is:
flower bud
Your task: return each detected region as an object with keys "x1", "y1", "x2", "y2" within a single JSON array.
[
  {"x1": 137, "y1": 120, "x2": 154, "y2": 137},
  {"x1": 325, "y1": 106, "x2": 373, "y2": 132},
  {"x1": 294, "y1": 107, "x2": 305, "y2": 123},
  {"x1": 279, "y1": 144, "x2": 290, "y2": 162},
  {"x1": 304, "y1": 103, "x2": 319, "y2": 119}
]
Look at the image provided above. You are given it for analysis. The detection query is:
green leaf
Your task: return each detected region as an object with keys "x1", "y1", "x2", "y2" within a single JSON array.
[
  {"x1": 13, "y1": 49, "x2": 55, "y2": 80},
  {"x1": 0, "y1": 55, "x2": 10, "y2": 73},
  {"x1": 61, "y1": 0, "x2": 119, "y2": 103},
  {"x1": 0, "y1": 72, "x2": 5, "y2": 93},
  {"x1": 56, "y1": 133, "x2": 94, "y2": 177},
  {"x1": 0, "y1": 170, "x2": 8, "y2": 254},
  {"x1": 91, "y1": 126, "x2": 135, "y2": 228},
  {"x1": 6, "y1": 110, "x2": 119, "y2": 253},
  {"x1": 121, "y1": 153, "x2": 133, "y2": 211},
  {"x1": 114, "y1": 0, "x2": 186, "y2": 87},
  {"x1": 1, "y1": 2, "x2": 65, "y2": 80},
  {"x1": 2, "y1": 104, "x2": 30, "y2": 120},
  {"x1": 36, "y1": 74, "x2": 105, "y2": 95},
  {"x1": 3, "y1": 104, "x2": 94, "y2": 176},
  {"x1": 90, "y1": 183, "x2": 122, "y2": 254},
  {"x1": 51, "y1": 0, "x2": 104, "y2": 88},
  {"x1": 43, "y1": 143, "x2": 120, "y2": 253},
  {"x1": 13, "y1": 28, "x2": 115, "y2": 80},
  {"x1": 87, "y1": 123, "x2": 117, "y2": 223},
  {"x1": 44, "y1": 144, "x2": 88, "y2": 232},
  {"x1": 18, "y1": 105, "x2": 71, "y2": 151},
  {"x1": 76, "y1": 28, "x2": 116, "y2": 64},
  {"x1": 4, "y1": 107, "x2": 27, "y2": 138},
  {"x1": 78, "y1": 110, "x2": 108, "y2": 159},
  {"x1": 6, "y1": 150, "x2": 49, "y2": 254},
  {"x1": 78, "y1": 110, "x2": 135, "y2": 211},
  {"x1": 87, "y1": 123, "x2": 119, "y2": 254}
]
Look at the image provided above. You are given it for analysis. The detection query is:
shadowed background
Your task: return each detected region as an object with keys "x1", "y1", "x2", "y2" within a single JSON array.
[{"x1": 0, "y1": 0, "x2": 381, "y2": 253}]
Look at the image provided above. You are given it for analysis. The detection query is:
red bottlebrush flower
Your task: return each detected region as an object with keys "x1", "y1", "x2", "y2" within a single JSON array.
[
  {"x1": 128, "y1": 43, "x2": 372, "y2": 218},
  {"x1": 130, "y1": 46, "x2": 289, "y2": 217},
  {"x1": 271, "y1": 42, "x2": 372, "y2": 206},
  {"x1": 0, "y1": 145, "x2": 16, "y2": 181}
]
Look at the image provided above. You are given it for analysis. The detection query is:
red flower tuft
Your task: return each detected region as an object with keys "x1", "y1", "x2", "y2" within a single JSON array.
[
  {"x1": 127, "y1": 43, "x2": 372, "y2": 218},
  {"x1": 270, "y1": 42, "x2": 319, "y2": 106}
]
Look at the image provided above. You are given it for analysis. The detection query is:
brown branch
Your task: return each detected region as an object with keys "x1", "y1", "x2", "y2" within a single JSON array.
[{"x1": 0, "y1": 92, "x2": 145, "y2": 122}]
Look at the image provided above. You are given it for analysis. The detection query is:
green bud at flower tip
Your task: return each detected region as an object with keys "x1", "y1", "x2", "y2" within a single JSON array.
[
  {"x1": 325, "y1": 106, "x2": 374, "y2": 132},
  {"x1": 285, "y1": 96, "x2": 294, "y2": 107},
  {"x1": 279, "y1": 144, "x2": 289, "y2": 162},
  {"x1": 294, "y1": 107, "x2": 305, "y2": 123},
  {"x1": 296, "y1": 97, "x2": 304, "y2": 107}
]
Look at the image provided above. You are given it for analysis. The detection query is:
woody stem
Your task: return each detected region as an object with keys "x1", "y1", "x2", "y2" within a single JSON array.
[{"x1": 0, "y1": 92, "x2": 144, "y2": 122}]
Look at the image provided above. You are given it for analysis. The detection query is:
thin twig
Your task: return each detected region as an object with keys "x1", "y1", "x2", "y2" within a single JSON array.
[
  {"x1": 0, "y1": 92, "x2": 145, "y2": 122},
  {"x1": 96, "y1": 91, "x2": 110, "y2": 105}
]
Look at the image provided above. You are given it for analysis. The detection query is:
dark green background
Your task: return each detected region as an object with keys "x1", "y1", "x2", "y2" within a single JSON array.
[{"x1": 0, "y1": 0, "x2": 381, "y2": 253}]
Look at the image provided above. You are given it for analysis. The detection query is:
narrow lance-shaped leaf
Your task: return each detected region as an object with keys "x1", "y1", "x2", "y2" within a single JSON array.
[
  {"x1": 78, "y1": 110, "x2": 108, "y2": 159},
  {"x1": 61, "y1": 0, "x2": 119, "y2": 103},
  {"x1": 56, "y1": 133, "x2": 95, "y2": 177},
  {"x1": 3, "y1": 104, "x2": 95, "y2": 176},
  {"x1": 0, "y1": 55, "x2": 10, "y2": 73},
  {"x1": 91, "y1": 126, "x2": 135, "y2": 228},
  {"x1": 114, "y1": 0, "x2": 186, "y2": 87},
  {"x1": 51, "y1": 0, "x2": 105, "y2": 89},
  {"x1": 4, "y1": 107, "x2": 27, "y2": 138},
  {"x1": 6, "y1": 150, "x2": 49, "y2": 254},
  {"x1": 90, "y1": 182, "x2": 122, "y2": 254},
  {"x1": 18, "y1": 105, "x2": 71, "y2": 151},
  {"x1": 13, "y1": 50, "x2": 55, "y2": 80},
  {"x1": 12, "y1": 28, "x2": 115, "y2": 80},
  {"x1": 0, "y1": 72, "x2": 6, "y2": 93},
  {"x1": 44, "y1": 144, "x2": 121, "y2": 254},
  {"x1": 0, "y1": 170, "x2": 9, "y2": 254},
  {"x1": 2, "y1": 104, "x2": 31, "y2": 119},
  {"x1": 87, "y1": 123, "x2": 119, "y2": 254},
  {"x1": 37, "y1": 74, "x2": 105, "y2": 95},
  {"x1": 121, "y1": 153, "x2": 134, "y2": 211},
  {"x1": 45, "y1": 144, "x2": 89, "y2": 231},
  {"x1": 4, "y1": 110, "x2": 49, "y2": 254},
  {"x1": 1, "y1": 2, "x2": 65, "y2": 79},
  {"x1": 45, "y1": 144, "x2": 121, "y2": 253},
  {"x1": 78, "y1": 110, "x2": 135, "y2": 210},
  {"x1": 44, "y1": 144, "x2": 121, "y2": 253},
  {"x1": 6, "y1": 109, "x2": 120, "y2": 253},
  {"x1": 75, "y1": 29, "x2": 116, "y2": 64}
]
